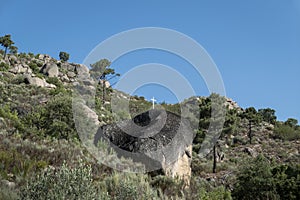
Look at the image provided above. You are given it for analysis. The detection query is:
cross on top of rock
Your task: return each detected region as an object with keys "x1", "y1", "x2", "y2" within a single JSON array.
[{"x1": 150, "y1": 97, "x2": 156, "y2": 109}]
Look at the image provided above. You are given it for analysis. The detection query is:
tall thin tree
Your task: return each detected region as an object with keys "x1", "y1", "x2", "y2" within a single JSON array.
[
  {"x1": 0, "y1": 34, "x2": 15, "y2": 59},
  {"x1": 90, "y1": 59, "x2": 120, "y2": 104}
]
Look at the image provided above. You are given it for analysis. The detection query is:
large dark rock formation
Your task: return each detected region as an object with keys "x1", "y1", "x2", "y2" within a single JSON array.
[{"x1": 94, "y1": 109, "x2": 194, "y2": 181}]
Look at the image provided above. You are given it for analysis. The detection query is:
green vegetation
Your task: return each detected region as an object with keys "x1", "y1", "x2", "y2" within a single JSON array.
[
  {"x1": 274, "y1": 118, "x2": 300, "y2": 141},
  {"x1": 0, "y1": 34, "x2": 17, "y2": 58},
  {"x1": 59, "y1": 51, "x2": 70, "y2": 62},
  {"x1": 0, "y1": 36, "x2": 299, "y2": 199},
  {"x1": 20, "y1": 161, "x2": 100, "y2": 200},
  {"x1": 232, "y1": 155, "x2": 300, "y2": 200},
  {"x1": 90, "y1": 59, "x2": 120, "y2": 104}
]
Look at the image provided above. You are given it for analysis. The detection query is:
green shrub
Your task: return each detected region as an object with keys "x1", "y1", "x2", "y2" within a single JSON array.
[
  {"x1": 185, "y1": 178, "x2": 232, "y2": 200},
  {"x1": 0, "y1": 62, "x2": 10, "y2": 72},
  {"x1": 0, "y1": 183, "x2": 19, "y2": 200},
  {"x1": 274, "y1": 123, "x2": 300, "y2": 141},
  {"x1": 150, "y1": 175, "x2": 185, "y2": 198},
  {"x1": 272, "y1": 164, "x2": 300, "y2": 200},
  {"x1": 104, "y1": 172, "x2": 159, "y2": 200},
  {"x1": 11, "y1": 75, "x2": 25, "y2": 84},
  {"x1": 46, "y1": 77, "x2": 63, "y2": 88},
  {"x1": 0, "y1": 105, "x2": 25, "y2": 134},
  {"x1": 20, "y1": 161, "x2": 102, "y2": 200},
  {"x1": 0, "y1": 148, "x2": 47, "y2": 180},
  {"x1": 28, "y1": 52, "x2": 34, "y2": 58},
  {"x1": 59, "y1": 51, "x2": 70, "y2": 62},
  {"x1": 18, "y1": 53, "x2": 27, "y2": 58},
  {"x1": 232, "y1": 155, "x2": 279, "y2": 200},
  {"x1": 28, "y1": 62, "x2": 40, "y2": 74},
  {"x1": 198, "y1": 186, "x2": 232, "y2": 200}
]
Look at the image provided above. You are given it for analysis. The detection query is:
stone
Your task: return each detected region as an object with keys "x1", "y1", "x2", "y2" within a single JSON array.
[
  {"x1": 75, "y1": 64, "x2": 89, "y2": 78},
  {"x1": 225, "y1": 98, "x2": 240, "y2": 110},
  {"x1": 67, "y1": 71, "x2": 76, "y2": 78},
  {"x1": 38, "y1": 54, "x2": 45, "y2": 60},
  {"x1": 41, "y1": 63, "x2": 59, "y2": 77},
  {"x1": 61, "y1": 74, "x2": 70, "y2": 82},
  {"x1": 8, "y1": 66, "x2": 18, "y2": 74},
  {"x1": 94, "y1": 109, "x2": 194, "y2": 183},
  {"x1": 8, "y1": 55, "x2": 17, "y2": 62},
  {"x1": 99, "y1": 80, "x2": 110, "y2": 88},
  {"x1": 24, "y1": 74, "x2": 46, "y2": 87},
  {"x1": 45, "y1": 83, "x2": 56, "y2": 88}
]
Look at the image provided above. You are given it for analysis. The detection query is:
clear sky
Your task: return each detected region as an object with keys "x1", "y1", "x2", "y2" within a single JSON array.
[{"x1": 1, "y1": 0, "x2": 299, "y2": 122}]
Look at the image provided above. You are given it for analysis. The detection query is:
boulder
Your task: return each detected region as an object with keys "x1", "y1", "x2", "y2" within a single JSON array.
[
  {"x1": 67, "y1": 71, "x2": 76, "y2": 78},
  {"x1": 41, "y1": 63, "x2": 59, "y2": 77},
  {"x1": 24, "y1": 74, "x2": 49, "y2": 87},
  {"x1": 8, "y1": 54, "x2": 17, "y2": 63},
  {"x1": 8, "y1": 64, "x2": 26, "y2": 74},
  {"x1": 94, "y1": 109, "x2": 194, "y2": 184},
  {"x1": 61, "y1": 74, "x2": 70, "y2": 82},
  {"x1": 75, "y1": 64, "x2": 89, "y2": 78}
]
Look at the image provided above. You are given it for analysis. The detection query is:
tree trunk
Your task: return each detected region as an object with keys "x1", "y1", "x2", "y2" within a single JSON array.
[
  {"x1": 248, "y1": 120, "x2": 252, "y2": 144},
  {"x1": 4, "y1": 46, "x2": 8, "y2": 59},
  {"x1": 213, "y1": 144, "x2": 217, "y2": 173},
  {"x1": 102, "y1": 80, "x2": 105, "y2": 105}
]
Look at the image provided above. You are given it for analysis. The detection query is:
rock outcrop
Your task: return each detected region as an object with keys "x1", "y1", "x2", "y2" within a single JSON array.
[
  {"x1": 41, "y1": 63, "x2": 59, "y2": 77},
  {"x1": 94, "y1": 109, "x2": 194, "y2": 184}
]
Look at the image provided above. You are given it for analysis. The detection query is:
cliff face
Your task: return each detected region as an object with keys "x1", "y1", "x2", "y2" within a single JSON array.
[{"x1": 94, "y1": 109, "x2": 194, "y2": 183}]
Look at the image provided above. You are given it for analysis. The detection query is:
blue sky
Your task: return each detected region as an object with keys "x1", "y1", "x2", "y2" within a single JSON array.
[{"x1": 1, "y1": 0, "x2": 299, "y2": 121}]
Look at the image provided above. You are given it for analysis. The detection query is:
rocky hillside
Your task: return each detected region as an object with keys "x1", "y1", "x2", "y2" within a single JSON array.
[{"x1": 0, "y1": 51, "x2": 299, "y2": 199}]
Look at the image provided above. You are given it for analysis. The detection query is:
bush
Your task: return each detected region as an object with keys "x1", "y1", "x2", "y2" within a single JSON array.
[
  {"x1": 0, "y1": 149, "x2": 47, "y2": 180},
  {"x1": 104, "y1": 172, "x2": 159, "y2": 200},
  {"x1": 272, "y1": 164, "x2": 300, "y2": 200},
  {"x1": 19, "y1": 161, "x2": 102, "y2": 200},
  {"x1": 198, "y1": 186, "x2": 232, "y2": 200},
  {"x1": 0, "y1": 105, "x2": 25, "y2": 134},
  {"x1": 0, "y1": 62, "x2": 10, "y2": 71},
  {"x1": 150, "y1": 175, "x2": 185, "y2": 198},
  {"x1": 28, "y1": 62, "x2": 40, "y2": 74},
  {"x1": 274, "y1": 123, "x2": 300, "y2": 141},
  {"x1": 0, "y1": 183, "x2": 19, "y2": 200},
  {"x1": 46, "y1": 77, "x2": 63, "y2": 88},
  {"x1": 59, "y1": 51, "x2": 70, "y2": 62},
  {"x1": 186, "y1": 178, "x2": 232, "y2": 200},
  {"x1": 232, "y1": 155, "x2": 279, "y2": 200}
]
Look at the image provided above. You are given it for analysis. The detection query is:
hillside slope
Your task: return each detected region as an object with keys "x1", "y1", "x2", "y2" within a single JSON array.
[{"x1": 0, "y1": 52, "x2": 299, "y2": 199}]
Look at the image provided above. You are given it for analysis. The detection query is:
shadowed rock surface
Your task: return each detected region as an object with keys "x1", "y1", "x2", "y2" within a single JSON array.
[{"x1": 94, "y1": 109, "x2": 194, "y2": 180}]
